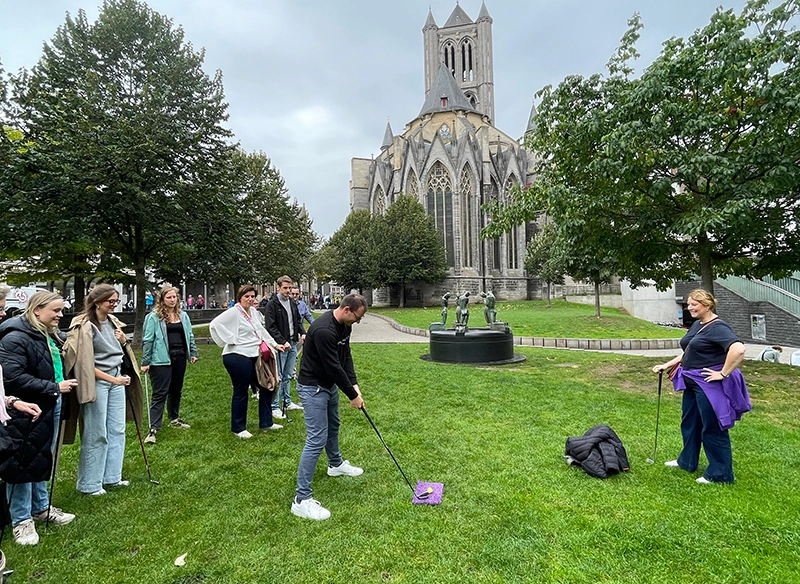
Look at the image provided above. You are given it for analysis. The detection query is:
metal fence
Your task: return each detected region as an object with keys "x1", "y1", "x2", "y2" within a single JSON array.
[{"x1": 717, "y1": 276, "x2": 800, "y2": 317}]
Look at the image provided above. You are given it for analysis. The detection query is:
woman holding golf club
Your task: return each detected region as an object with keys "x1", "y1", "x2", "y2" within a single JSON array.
[
  {"x1": 64, "y1": 284, "x2": 144, "y2": 496},
  {"x1": 140, "y1": 286, "x2": 198, "y2": 444},
  {"x1": 652, "y1": 289, "x2": 749, "y2": 484},
  {"x1": 0, "y1": 291, "x2": 77, "y2": 546},
  {"x1": 210, "y1": 284, "x2": 283, "y2": 439}
]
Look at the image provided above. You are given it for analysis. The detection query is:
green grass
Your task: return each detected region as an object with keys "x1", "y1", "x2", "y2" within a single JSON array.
[
  {"x1": 370, "y1": 299, "x2": 686, "y2": 339},
  {"x1": 10, "y1": 344, "x2": 800, "y2": 583}
]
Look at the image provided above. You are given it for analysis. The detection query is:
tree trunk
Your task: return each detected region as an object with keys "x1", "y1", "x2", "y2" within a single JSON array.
[
  {"x1": 399, "y1": 282, "x2": 406, "y2": 308},
  {"x1": 698, "y1": 235, "x2": 715, "y2": 294},
  {"x1": 74, "y1": 274, "x2": 86, "y2": 312},
  {"x1": 594, "y1": 281, "x2": 601, "y2": 318},
  {"x1": 133, "y1": 261, "x2": 147, "y2": 348},
  {"x1": 546, "y1": 281, "x2": 552, "y2": 308}
]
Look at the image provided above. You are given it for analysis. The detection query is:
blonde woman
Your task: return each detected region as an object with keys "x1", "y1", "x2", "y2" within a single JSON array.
[
  {"x1": 653, "y1": 289, "x2": 749, "y2": 484},
  {"x1": 141, "y1": 286, "x2": 198, "y2": 444},
  {"x1": 0, "y1": 291, "x2": 77, "y2": 545},
  {"x1": 64, "y1": 284, "x2": 143, "y2": 495}
]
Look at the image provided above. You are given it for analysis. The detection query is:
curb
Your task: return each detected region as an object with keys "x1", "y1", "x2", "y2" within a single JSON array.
[{"x1": 367, "y1": 312, "x2": 682, "y2": 350}]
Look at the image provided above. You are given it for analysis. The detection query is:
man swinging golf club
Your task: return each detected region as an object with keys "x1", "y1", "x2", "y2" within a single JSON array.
[{"x1": 291, "y1": 294, "x2": 367, "y2": 521}]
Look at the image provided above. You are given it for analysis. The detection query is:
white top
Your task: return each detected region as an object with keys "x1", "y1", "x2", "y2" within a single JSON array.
[{"x1": 209, "y1": 305, "x2": 277, "y2": 357}]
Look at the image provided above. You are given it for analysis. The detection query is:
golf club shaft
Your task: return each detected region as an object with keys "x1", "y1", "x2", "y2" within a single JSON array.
[
  {"x1": 126, "y1": 384, "x2": 158, "y2": 484},
  {"x1": 650, "y1": 370, "x2": 663, "y2": 462},
  {"x1": 360, "y1": 406, "x2": 416, "y2": 495},
  {"x1": 46, "y1": 395, "x2": 68, "y2": 529}
]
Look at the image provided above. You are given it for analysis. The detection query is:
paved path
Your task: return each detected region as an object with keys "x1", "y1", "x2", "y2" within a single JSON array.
[{"x1": 350, "y1": 313, "x2": 800, "y2": 363}]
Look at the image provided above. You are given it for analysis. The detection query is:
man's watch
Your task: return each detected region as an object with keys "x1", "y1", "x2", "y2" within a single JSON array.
[{"x1": 8, "y1": 396, "x2": 20, "y2": 408}]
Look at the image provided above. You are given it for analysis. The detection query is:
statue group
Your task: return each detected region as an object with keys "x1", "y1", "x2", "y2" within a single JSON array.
[{"x1": 440, "y1": 290, "x2": 497, "y2": 328}]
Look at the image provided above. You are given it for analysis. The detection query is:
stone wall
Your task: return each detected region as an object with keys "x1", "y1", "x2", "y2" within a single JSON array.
[{"x1": 675, "y1": 280, "x2": 800, "y2": 346}]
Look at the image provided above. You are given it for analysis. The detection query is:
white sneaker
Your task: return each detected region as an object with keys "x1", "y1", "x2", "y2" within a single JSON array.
[
  {"x1": 327, "y1": 460, "x2": 363, "y2": 477},
  {"x1": 32, "y1": 505, "x2": 76, "y2": 526},
  {"x1": 696, "y1": 476, "x2": 712, "y2": 484},
  {"x1": 87, "y1": 488, "x2": 107, "y2": 496},
  {"x1": 664, "y1": 460, "x2": 680, "y2": 468},
  {"x1": 12, "y1": 519, "x2": 39, "y2": 545},
  {"x1": 261, "y1": 423, "x2": 283, "y2": 431},
  {"x1": 105, "y1": 480, "x2": 130, "y2": 487},
  {"x1": 272, "y1": 409, "x2": 286, "y2": 419},
  {"x1": 291, "y1": 498, "x2": 331, "y2": 520},
  {"x1": 235, "y1": 430, "x2": 253, "y2": 439},
  {"x1": 286, "y1": 402, "x2": 304, "y2": 411}
]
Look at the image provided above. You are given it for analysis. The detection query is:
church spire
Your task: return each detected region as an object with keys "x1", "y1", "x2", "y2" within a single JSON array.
[
  {"x1": 424, "y1": 7, "x2": 437, "y2": 29},
  {"x1": 443, "y1": 3, "x2": 473, "y2": 28},
  {"x1": 477, "y1": 2, "x2": 492, "y2": 22},
  {"x1": 526, "y1": 100, "x2": 538, "y2": 134},
  {"x1": 381, "y1": 120, "x2": 394, "y2": 150}
]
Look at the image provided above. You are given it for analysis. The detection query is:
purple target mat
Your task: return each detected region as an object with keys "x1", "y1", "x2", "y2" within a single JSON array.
[{"x1": 412, "y1": 481, "x2": 444, "y2": 505}]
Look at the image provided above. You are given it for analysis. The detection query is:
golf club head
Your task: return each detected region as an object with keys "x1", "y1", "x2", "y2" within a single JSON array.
[
  {"x1": 2, "y1": 570, "x2": 13, "y2": 583},
  {"x1": 645, "y1": 458, "x2": 655, "y2": 464},
  {"x1": 149, "y1": 479, "x2": 160, "y2": 485}
]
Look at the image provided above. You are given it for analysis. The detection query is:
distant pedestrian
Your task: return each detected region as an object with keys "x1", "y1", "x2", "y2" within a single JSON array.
[
  {"x1": 757, "y1": 345, "x2": 782, "y2": 363},
  {"x1": 292, "y1": 286, "x2": 314, "y2": 325},
  {"x1": 196, "y1": 294, "x2": 205, "y2": 310},
  {"x1": 187, "y1": 295, "x2": 194, "y2": 310}
]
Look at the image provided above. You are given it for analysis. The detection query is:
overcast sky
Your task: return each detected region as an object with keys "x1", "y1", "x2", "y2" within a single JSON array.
[{"x1": 1, "y1": 0, "x2": 749, "y2": 238}]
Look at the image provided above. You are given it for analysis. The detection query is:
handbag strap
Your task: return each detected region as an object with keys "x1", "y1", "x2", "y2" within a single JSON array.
[{"x1": 236, "y1": 305, "x2": 264, "y2": 342}]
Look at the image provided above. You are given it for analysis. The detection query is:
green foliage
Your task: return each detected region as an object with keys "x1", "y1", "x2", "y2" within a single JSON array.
[
  {"x1": 13, "y1": 343, "x2": 800, "y2": 583},
  {"x1": 368, "y1": 194, "x2": 448, "y2": 306},
  {"x1": 326, "y1": 209, "x2": 375, "y2": 293},
  {"x1": 524, "y1": 222, "x2": 566, "y2": 306},
  {"x1": 488, "y1": 1, "x2": 800, "y2": 293}
]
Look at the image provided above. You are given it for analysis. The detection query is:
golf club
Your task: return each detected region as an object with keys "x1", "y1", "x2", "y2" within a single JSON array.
[
  {"x1": 45, "y1": 395, "x2": 68, "y2": 529},
  {"x1": 360, "y1": 406, "x2": 430, "y2": 499},
  {"x1": 126, "y1": 381, "x2": 160, "y2": 485},
  {"x1": 645, "y1": 370, "x2": 664, "y2": 464},
  {"x1": 143, "y1": 368, "x2": 152, "y2": 429}
]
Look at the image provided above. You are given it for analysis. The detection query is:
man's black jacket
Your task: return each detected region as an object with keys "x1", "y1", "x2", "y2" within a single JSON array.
[{"x1": 264, "y1": 293, "x2": 305, "y2": 345}]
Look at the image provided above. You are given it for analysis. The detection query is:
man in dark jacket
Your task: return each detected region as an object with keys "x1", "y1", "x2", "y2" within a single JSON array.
[
  {"x1": 264, "y1": 276, "x2": 305, "y2": 417},
  {"x1": 290, "y1": 293, "x2": 366, "y2": 521}
]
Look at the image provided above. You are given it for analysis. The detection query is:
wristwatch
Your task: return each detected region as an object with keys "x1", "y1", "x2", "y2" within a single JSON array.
[
  {"x1": 8, "y1": 396, "x2": 20, "y2": 408},
  {"x1": 720, "y1": 372, "x2": 729, "y2": 379}
]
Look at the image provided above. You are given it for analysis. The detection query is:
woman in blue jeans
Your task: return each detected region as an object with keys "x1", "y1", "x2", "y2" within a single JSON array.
[
  {"x1": 0, "y1": 291, "x2": 77, "y2": 545},
  {"x1": 653, "y1": 289, "x2": 749, "y2": 484},
  {"x1": 66, "y1": 284, "x2": 143, "y2": 496}
]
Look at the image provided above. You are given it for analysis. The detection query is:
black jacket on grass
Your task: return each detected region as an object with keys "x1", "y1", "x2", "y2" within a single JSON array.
[
  {"x1": 0, "y1": 315, "x2": 61, "y2": 484},
  {"x1": 565, "y1": 424, "x2": 630, "y2": 479}
]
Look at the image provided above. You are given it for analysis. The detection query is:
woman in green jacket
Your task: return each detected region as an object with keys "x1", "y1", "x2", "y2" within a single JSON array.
[{"x1": 141, "y1": 287, "x2": 198, "y2": 444}]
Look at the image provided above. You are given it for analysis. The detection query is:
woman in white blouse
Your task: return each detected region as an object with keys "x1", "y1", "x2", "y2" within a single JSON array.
[{"x1": 210, "y1": 285, "x2": 283, "y2": 438}]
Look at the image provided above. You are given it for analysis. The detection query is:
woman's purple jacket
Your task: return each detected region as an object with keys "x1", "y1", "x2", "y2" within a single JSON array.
[{"x1": 671, "y1": 365, "x2": 752, "y2": 430}]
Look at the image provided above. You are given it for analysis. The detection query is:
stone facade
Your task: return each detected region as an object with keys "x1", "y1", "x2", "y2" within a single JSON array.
[{"x1": 351, "y1": 3, "x2": 537, "y2": 304}]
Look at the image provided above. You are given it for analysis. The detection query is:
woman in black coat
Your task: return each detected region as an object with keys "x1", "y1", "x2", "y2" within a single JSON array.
[{"x1": 0, "y1": 291, "x2": 78, "y2": 546}]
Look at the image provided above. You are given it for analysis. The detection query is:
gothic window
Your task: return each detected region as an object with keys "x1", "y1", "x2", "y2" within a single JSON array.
[
  {"x1": 426, "y1": 161, "x2": 455, "y2": 267},
  {"x1": 443, "y1": 41, "x2": 456, "y2": 78},
  {"x1": 490, "y1": 178, "x2": 501, "y2": 270},
  {"x1": 439, "y1": 123, "x2": 452, "y2": 143},
  {"x1": 460, "y1": 166, "x2": 474, "y2": 267},
  {"x1": 405, "y1": 169, "x2": 419, "y2": 201},
  {"x1": 373, "y1": 185, "x2": 386, "y2": 216},
  {"x1": 461, "y1": 39, "x2": 474, "y2": 82},
  {"x1": 505, "y1": 176, "x2": 520, "y2": 269},
  {"x1": 465, "y1": 92, "x2": 477, "y2": 109}
]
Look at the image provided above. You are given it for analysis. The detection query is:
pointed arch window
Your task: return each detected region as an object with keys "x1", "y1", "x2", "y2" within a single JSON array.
[
  {"x1": 490, "y1": 178, "x2": 501, "y2": 270},
  {"x1": 443, "y1": 42, "x2": 457, "y2": 78},
  {"x1": 426, "y1": 161, "x2": 455, "y2": 267},
  {"x1": 505, "y1": 176, "x2": 520, "y2": 269},
  {"x1": 405, "y1": 169, "x2": 419, "y2": 201},
  {"x1": 373, "y1": 185, "x2": 386, "y2": 216},
  {"x1": 460, "y1": 166, "x2": 474, "y2": 267},
  {"x1": 461, "y1": 39, "x2": 474, "y2": 82}
]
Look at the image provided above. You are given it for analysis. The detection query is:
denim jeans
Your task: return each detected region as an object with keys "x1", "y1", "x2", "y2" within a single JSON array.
[
  {"x1": 7, "y1": 395, "x2": 62, "y2": 526},
  {"x1": 77, "y1": 376, "x2": 126, "y2": 493},
  {"x1": 295, "y1": 384, "x2": 344, "y2": 501},
  {"x1": 678, "y1": 377, "x2": 734, "y2": 483},
  {"x1": 222, "y1": 353, "x2": 274, "y2": 432},
  {"x1": 272, "y1": 342, "x2": 298, "y2": 410},
  {"x1": 148, "y1": 355, "x2": 188, "y2": 430}
]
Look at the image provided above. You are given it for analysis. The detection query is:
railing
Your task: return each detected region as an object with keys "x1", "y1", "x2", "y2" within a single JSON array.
[
  {"x1": 761, "y1": 272, "x2": 800, "y2": 299},
  {"x1": 716, "y1": 276, "x2": 800, "y2": 317}
]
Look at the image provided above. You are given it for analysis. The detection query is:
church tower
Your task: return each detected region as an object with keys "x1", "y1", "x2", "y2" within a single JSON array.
[{"x1": 423, "y1": 2, "x2": 495, "y2": 123}]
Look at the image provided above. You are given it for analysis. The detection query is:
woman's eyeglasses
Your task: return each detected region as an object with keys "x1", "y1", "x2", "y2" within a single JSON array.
[{"x1": 107, "y1": 299, "x2": 121, "y2": 305}]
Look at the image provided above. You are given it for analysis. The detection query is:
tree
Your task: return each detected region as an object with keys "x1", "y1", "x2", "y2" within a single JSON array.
[
  {"x1": 488, "y1": 1, "x2": 800, "y2": 296},
  {"x1": 524, "y1": 222, "x2": 565, "y2": 308},
  {"x1": 326, "y1": 209, "x2": 375, "y2": 294},
  {"x1": 369, "y1": 194, "x2": 447, "y2": 307},
  {"x1": 11, "y1": 0, "x2": 235, "y2": 343}
]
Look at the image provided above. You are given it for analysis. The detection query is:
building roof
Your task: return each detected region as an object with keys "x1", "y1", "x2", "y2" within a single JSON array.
[
  {"x1": 381, "y1": 120, "x2": 393, "y2": 150},
  {"x1": 477, "y1": 2, "x2": 492, "y2": 21},
  {"x1": 424, "y1": 8, "x2": 437, "y2": 28},
  {"x1": 526, "y1": 101, "x2": 538, "y2": 133},
  {"x1": 418, "y1": 62, "x2": 477, "y2": 117},
  {"x1": 443, "y1": 4, "x2": 473, "y2": 28}
]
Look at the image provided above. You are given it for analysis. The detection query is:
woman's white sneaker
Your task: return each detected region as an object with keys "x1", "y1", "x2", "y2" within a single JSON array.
[
  {"x1": 664, "y1": 460, "x2": 680, "y2": 468},
  {"x1": 13, "y1": 519, "x2": 39, "y2": 545},
  {"x1": 235, "y1": 430, "x2": 253, "y2": 439},
  {"x1": 327, "y1": 460, "x2": 363, "y2": 477},
  {"x1": 291, "y1": 498, "x2": 331, "y2": 520}
]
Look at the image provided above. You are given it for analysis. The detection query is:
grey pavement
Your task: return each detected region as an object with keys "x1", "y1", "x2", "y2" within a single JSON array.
[{"x1": 350, "y1": 313, "x2": 799, "y2": 363}]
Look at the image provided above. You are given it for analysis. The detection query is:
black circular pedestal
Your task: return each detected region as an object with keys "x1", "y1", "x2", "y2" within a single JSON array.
[{"x1": 422, "y1": 328, "x2": 526, "y2": 365}]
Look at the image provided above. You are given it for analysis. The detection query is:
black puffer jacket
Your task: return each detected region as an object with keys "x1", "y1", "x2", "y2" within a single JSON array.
[
  {"x1": 565, "y1": 424, "x2": 630, "y2": 479},
  {"x1": 0, "y1": 315, "x2": 61, "y2": 484}
]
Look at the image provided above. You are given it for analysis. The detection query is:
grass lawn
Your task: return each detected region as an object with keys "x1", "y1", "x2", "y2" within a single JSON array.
[
  {"x1": 9, "y1": 344, "x2": 800, "y2": 583},
  {"x1": 370, "y1": 299, "x2": 686, "y2": 339}
]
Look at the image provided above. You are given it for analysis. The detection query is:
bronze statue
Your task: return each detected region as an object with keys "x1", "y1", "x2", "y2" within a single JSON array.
[
  {"x1": 455, "y1": 291, "x2": 471, "y2": 326},
  {"x1": 481, "y1": 291, "x2": 496, "y2": 324},
  {"x1": 441, "y1": 292, "x2": 451, "y2": 325}
]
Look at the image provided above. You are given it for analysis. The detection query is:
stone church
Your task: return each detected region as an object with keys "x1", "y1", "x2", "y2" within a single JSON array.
[{"x1": 350, "y1": 2, "x2": 537, "y2": 305}]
